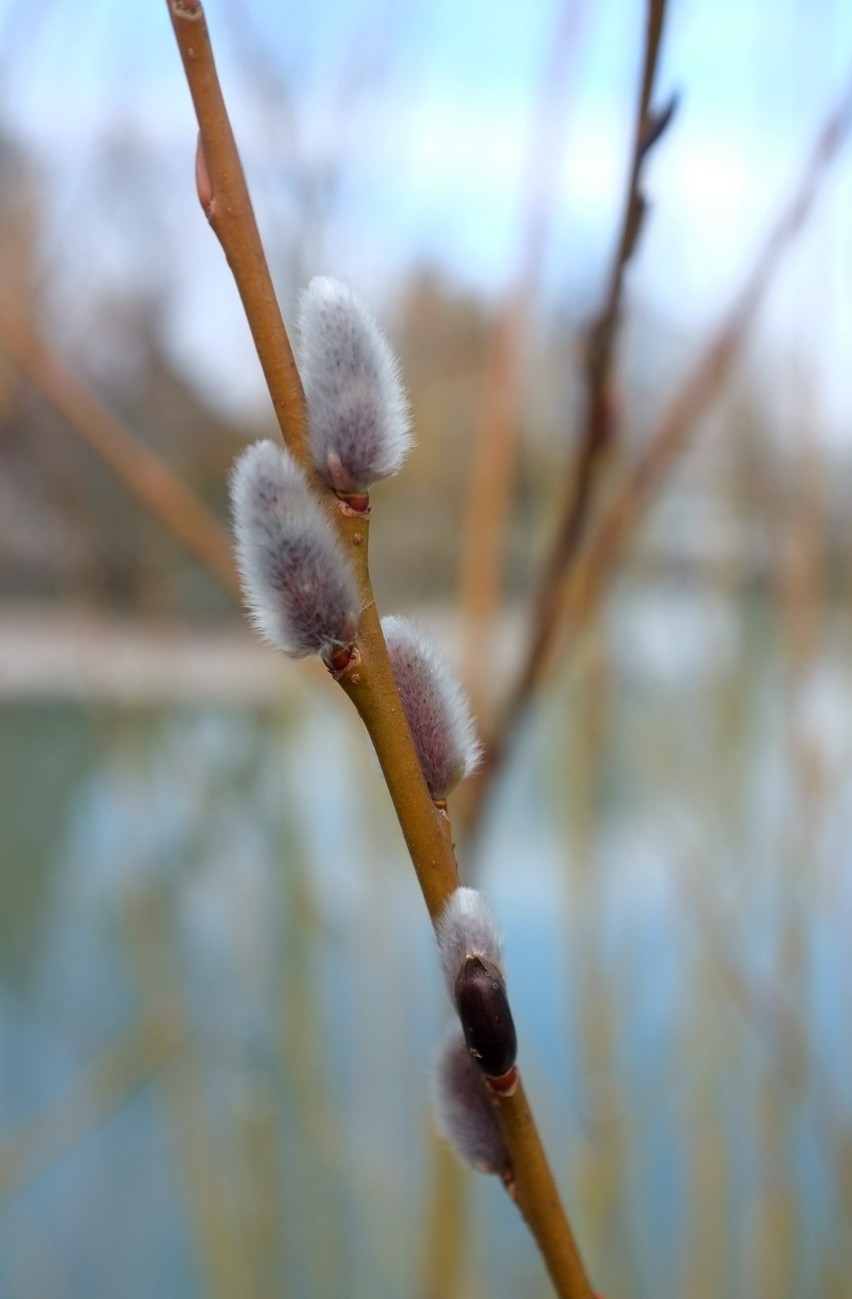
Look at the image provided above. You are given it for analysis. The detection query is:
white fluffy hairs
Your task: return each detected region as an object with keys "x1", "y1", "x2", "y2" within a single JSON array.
[
  {"x1": 432, "y1": 1022, "x2": 510, "y2": 1176},
  {"x1": 298, "y1": 276, "x2": 412, "y2": 494},
  {"x1": 230, "y1": 439, "x2": 360, "y2": 659},
  {"x1": 381, "y1": 615, "x2": 481, "y2": 800},
  {"x1": 435, "y1": 887, "x2": 505, "y2": 998}
]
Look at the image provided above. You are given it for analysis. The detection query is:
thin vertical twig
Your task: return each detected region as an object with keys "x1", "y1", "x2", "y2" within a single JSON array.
[
  {"x1": 456, "y1": 0, "x2": 672, "y2": 832},
  {"x1": 463, "y1": 71, "x2": 852, "y2": 837},
  {"x1": 548, "y1": 0, "x2": 673, "y2": 569}
]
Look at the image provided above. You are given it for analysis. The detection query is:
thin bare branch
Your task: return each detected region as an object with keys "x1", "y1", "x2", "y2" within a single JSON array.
[
  {"x1": 464, "y1": 71, "x2": 852, "y2": 836},
  {"x1": 530, "y1": 0, "x2": 673, "y2": 671},
  {"x1": 0, "y1": 287, "x2": 241, "y2": 600}
]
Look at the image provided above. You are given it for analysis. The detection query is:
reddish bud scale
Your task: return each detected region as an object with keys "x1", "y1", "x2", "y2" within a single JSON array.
[
  {"x1": 454, "y1": 955, "x2": 517, "y2": 1080},
  {"x1": 327, "y1": 644, "x2": 357, "y2": 675},
  {"x1": 484, "y1": 1067, "x2": 519, "y2": 1097},
  {"x1": 338, "y1": 490, "x2": 371, "y2": 514}
]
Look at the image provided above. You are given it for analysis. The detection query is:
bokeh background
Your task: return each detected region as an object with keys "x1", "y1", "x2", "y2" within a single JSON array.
[{"x1": 1, "y1": 1, "x2": 851, "y2": 1297}]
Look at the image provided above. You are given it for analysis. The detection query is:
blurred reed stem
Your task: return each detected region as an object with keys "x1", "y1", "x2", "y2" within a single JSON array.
[
  {"x1": 420, "y1": 1137, "x2": 470, "y2": 1299},
  {"x1": 0, "y1": 1003, "x2": 185, "y2": 1207},
  {"x1": 122, "y1": 886, "x2": 254, "y2": 1299},
  {"x1": 235, "y1": 1090, "x2": 284, "y2": 1299}
]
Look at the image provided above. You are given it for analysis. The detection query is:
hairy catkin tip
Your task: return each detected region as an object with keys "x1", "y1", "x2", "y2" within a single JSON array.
[
  {"x1": 229, "y1": 439, "x2": 360, "y2": 661},
  {"x1": 432, "y1": 1023, "x2": 511, "y2": 1177},
  {"x1": 381, "y1": 615, "x2": 481, "y2": 799},
  {"x1": 298, "y1": 276, "x2": 412, "y2": 494},
  {"x1": 435, "y1": 887, "x2": 505, "y2": 998}
]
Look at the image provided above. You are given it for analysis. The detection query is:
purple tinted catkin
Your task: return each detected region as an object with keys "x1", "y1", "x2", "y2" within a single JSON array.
[
  {"x1": 381, "y1": 616, "x2": 481, "y2": 800},
  {"x1": 298, "y1": 276, "x2": 412, "y2": 494},
  {"x1": 230, "y1": 440, "x2": 360, "y2": 661},
  {"x1": 432, "y1": 1023, "x2": 511, "y2": 1178}
]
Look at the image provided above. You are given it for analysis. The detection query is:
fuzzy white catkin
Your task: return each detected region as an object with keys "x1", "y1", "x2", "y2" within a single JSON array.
[
  {"x1": 298, "y1": 276, "x2": 412, "y2": 493},
  {"x1": 230, "y1": 439, "x2": 360, "y2": 659},
  {"x1": 435, "y1": 887, "x2": 505, "y2": 999},
  {"x1": 381, "y1": 615, "x2": 481, "y2": 799},
  {"x1": 432, "y1": 1023, "x2": 510, "y2": 1176}
]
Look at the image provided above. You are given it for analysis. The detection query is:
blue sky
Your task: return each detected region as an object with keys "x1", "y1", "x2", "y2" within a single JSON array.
[{"x1": 1, "y1": 0, "x2": 851, "y2": 432}]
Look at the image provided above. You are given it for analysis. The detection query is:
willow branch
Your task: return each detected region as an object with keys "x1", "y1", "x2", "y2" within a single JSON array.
[
  {"x1": 164, "y1": 0, "x2": 458, "y2": 925},
  {"x1": 333, "y1": 510, "x2": 461, "y2": 918},
  {"x1": 165, "y1": 4, "x2": 595, "y2": 1293},
  {"x1": 0, "y1": 286, "x2": 240, "y2": 600},
  {"x1": 334, "y1": 511, "x2": 595, "y2": 1296},
  {"x1": 497, "y1": 1077, "x2": 593, "y2": 1298}
]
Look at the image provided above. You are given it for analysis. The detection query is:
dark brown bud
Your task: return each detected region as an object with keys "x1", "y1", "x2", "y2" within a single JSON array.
[{"x1": 454, "y1": 955, "x2": 517, "y2": 1079}]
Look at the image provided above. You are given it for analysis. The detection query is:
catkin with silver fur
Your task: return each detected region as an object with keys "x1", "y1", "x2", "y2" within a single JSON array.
[
  {"x1": 298, "y1": 276, "x2": 412, "y2": 494},
  {"x1": 230, "y1": 439, "x2": 360, "y2": 660}
]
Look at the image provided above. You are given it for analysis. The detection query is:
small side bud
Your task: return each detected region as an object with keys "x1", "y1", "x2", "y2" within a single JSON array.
[
  {"x1": 381, "y1": 616, "x2": 481, "y2": 800},
  {"x1": 230, "y1": 440, "x2": 360, "y2": 661},
  {"x1": 195, "y1": 135, "x2": 214, "y2": 215},
  {"x1": 298, "y1": 276, "x2": 412, "y2": 494},
  {"x1": 432, "y1": 1024, "x2": 511, "y2": 1178}
]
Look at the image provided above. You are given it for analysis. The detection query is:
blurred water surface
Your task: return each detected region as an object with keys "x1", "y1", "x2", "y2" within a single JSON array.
[{"x1": 0, "y1": 582, "x2": 850, "y2": 1299}]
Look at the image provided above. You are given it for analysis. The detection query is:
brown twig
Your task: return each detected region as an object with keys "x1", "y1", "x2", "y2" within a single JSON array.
[
  {"x1": 519, "y1": 0, "x2": 672, "y2": 710},
  {"x1": 0, "y1": 286, "x2": 241, "y2": 600},
  {"x1": 463, "y1": 69, "x2": 852, "y2": 837},
  {"x1": 547, "y1": 75, "x2": 852, "y2": 660},
  {"x1": 336, "y1": 513, "x2": 594, "y2": 1298},
  {"x1": 165, "y1": 3, "x2": 595, "y2": 1294},
  {"x1": 167, "y1": 0, "x2": 309, "y2": 469},
  {"x1": 333, "y1": 508, "x2": 462, "y2": 918}
]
